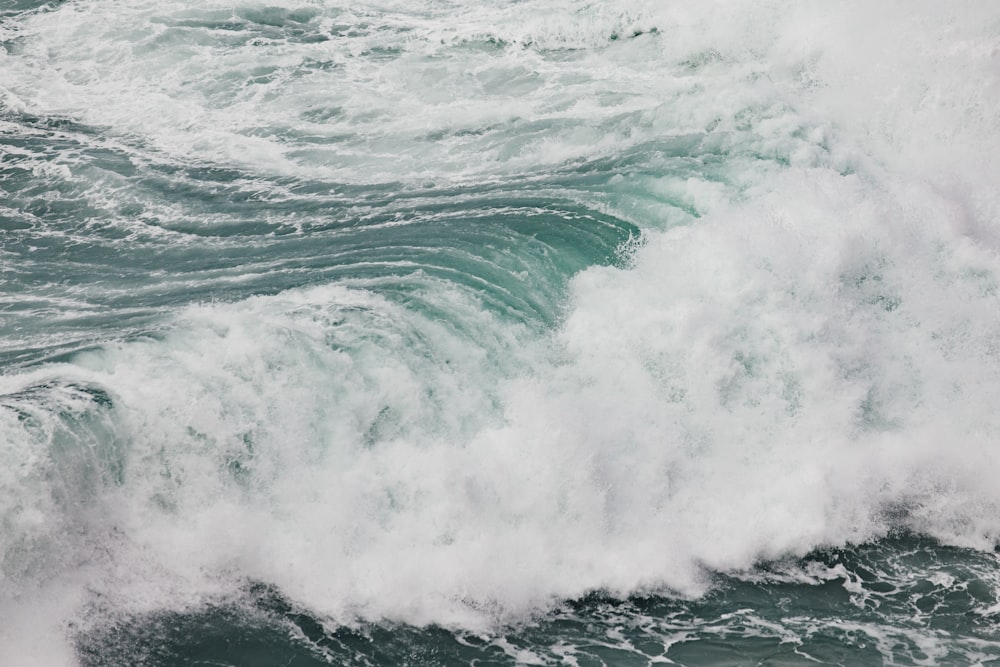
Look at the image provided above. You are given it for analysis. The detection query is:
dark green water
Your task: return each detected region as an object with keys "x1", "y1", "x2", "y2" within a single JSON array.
[{"x1": 76, "y1": 537, "x2": 1000, "y2": 666}]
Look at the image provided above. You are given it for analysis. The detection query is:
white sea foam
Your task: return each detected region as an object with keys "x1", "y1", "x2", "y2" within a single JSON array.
[
  {"x1": 0, "y1": 0, "x2": 862, "y2": 181},
  {"x1": 2, "y1": 0, "x2": 1000, "y2": 663}
]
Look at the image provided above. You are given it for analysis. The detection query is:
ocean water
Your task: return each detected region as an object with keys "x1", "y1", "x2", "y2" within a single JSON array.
[{"x1": 3, "y1": 1, "x2": 1000, "y2": 664}]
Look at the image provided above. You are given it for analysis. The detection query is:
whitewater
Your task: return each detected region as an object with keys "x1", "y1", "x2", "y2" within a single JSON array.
[{"x1": 3, "y1": 0, "x2": 1000, "y2": 664}]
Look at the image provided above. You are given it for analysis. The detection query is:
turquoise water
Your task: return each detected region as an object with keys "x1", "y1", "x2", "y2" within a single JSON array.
[{"x1": 3, "y1": 1, "x2": 1000, "y2": 664}]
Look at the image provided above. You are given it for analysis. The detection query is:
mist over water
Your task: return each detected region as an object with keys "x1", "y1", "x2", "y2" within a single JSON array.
[{"x1": 3, "y1": 1, "x2": 1000, "y2": 664}]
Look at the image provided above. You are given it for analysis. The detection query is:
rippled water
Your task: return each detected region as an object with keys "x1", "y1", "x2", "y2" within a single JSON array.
[{"x1": 3, "y1": 1, "x2": 1000, "y2": 664}]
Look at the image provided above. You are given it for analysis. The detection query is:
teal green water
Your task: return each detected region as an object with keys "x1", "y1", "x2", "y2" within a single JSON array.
[
  {"x1": 3, "y1": 1, "x2": 1000, "y2": 665},
  {"x1": 1, "y1": 109, "x2": 638, "y2": 364}
]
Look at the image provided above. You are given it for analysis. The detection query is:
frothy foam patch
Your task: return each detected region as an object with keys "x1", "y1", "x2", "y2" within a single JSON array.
[
  {"x1": 15, "y1": 0, "x2": 988, "y2": 182},
  {"x1": 555, "y1": 164, "x2": 1000, "y2": 548}
]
